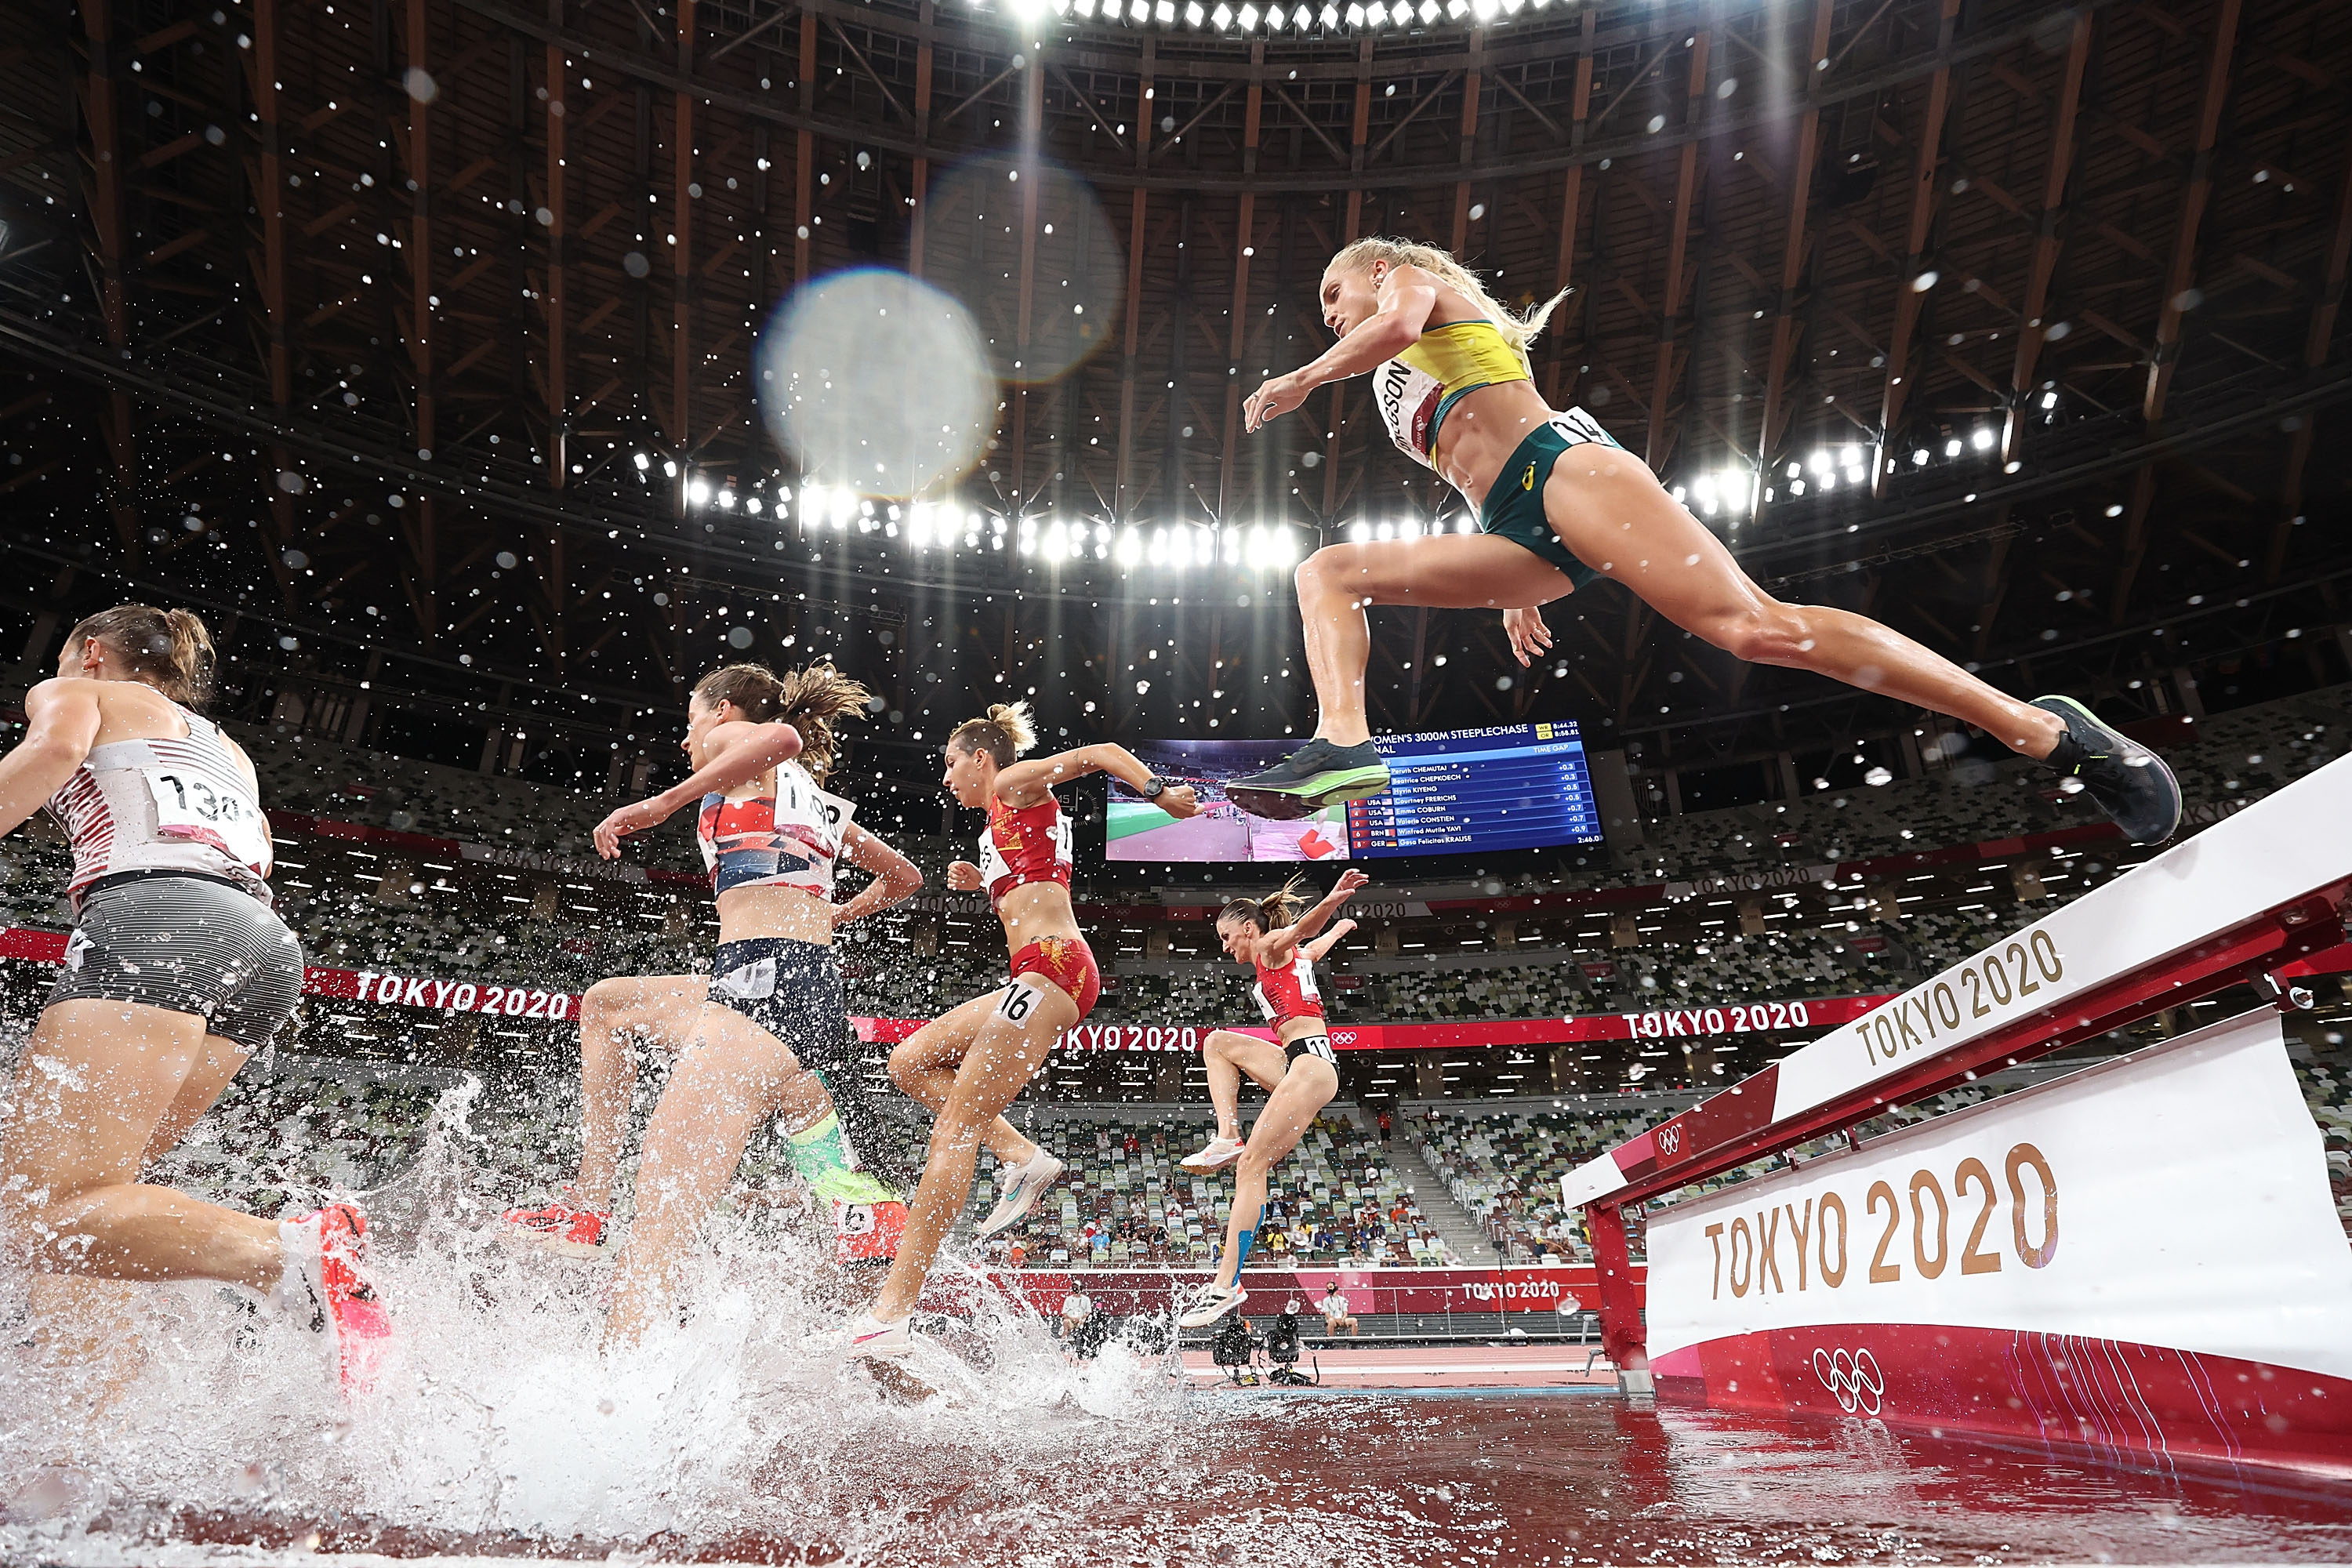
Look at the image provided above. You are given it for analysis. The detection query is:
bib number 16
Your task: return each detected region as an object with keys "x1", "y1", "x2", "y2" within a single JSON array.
[{"x1": 995, "y1": 982, "x2": 1040, "y2": 1023}]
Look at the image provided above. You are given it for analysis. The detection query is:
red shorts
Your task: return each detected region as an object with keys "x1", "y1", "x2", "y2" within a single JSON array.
[{"x1": 1009, "y1": 934, "x2": 1102, "y2": 1024}]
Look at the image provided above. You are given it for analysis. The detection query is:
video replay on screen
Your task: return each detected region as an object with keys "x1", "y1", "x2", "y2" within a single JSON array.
[{"x1": 1105, "y1": 724, "x2": 1606, "y2": 864}]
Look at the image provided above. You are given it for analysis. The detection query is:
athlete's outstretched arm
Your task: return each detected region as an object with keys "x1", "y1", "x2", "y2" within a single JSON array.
[
  {"x1": 996, "y1": 742, "x2": 1201, "y2": 819},
  {"x1": 592, "y1": 718, "x2": 804, "y2": 856},
  {"x1": 1256, "y1": 869, "x2": 1370, "y2": 969},
  {"x1": 830, "y1": 825, "x2": 924, "y2": 927},
  {"x1": 0, "y1": 680, "x2": 101, "y2": 840},
  {"x1": 1243, "y1": 267, "x2": 1439, "y2": 432},
  {"x1": 1301, "y1": 918, "x2": 1359, "y2": 965}
]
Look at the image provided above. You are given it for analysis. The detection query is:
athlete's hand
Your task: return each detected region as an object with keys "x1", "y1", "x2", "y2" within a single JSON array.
[
  {"x1": 1155, "y1": 784, "x2": 1203, "y2": 820},
  {"x1": 947, "y1": 859, "x2": 985, "y2": 892},
  {"x1": 1327, "y1": 917, "x2": 1359, "y2": 942},
  {"x1": 1330, "y1": 866, "x2": 1370, "y2": 902},
  {"x1": 1243, "y1": 371, "x2": 1310, "y2": 433},
  {"x1": 1502, "y1": 606, "x2": 1553, "y2": 668},
  {"x1": 593, "y1": 798, "x2": 673, "y2": 858}
]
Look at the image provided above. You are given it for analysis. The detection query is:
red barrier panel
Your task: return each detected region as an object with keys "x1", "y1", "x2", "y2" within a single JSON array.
[{"x1": 960, "y1": 1263, "x2": 1644, "y2": 1319}]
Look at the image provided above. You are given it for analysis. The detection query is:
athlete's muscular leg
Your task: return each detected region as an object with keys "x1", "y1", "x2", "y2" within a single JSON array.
[
  {"x1": 1293, "y1": 536, "x2": 1572, "y2": 747},
  {"x1": 1540, "y1": 449, "x2": 2066, "y2": 759},
  {"x1": 1200, "y1": 1029, "x2": 1261, "y2": 1143},
  {"x1": 872, "y1": 981, "x2": 1077, "y2": 1324},
  {"x1": 574, "y1": 975, "x2": 710, "y2": 1207},
  {"x1": 888, "y1": 990, "x2": 1042, "y2": 1168},
  {"x1": 1209, "y1": 1044, "x2": 1335, "y2": 1292}
]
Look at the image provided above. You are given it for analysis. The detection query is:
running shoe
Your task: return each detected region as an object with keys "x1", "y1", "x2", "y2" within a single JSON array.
[
  {"x1": 2031, "y1": 695, "x2": 2183, "y2": 845},
  {"x1": 845, "y1": 1312, "x2": 914, "y2": 1361},
  {"x1": 278, "y1": 1202, "x2": 392, "y2": 1394},
  {"x1": 974, "y1": 1150, "x2": 1065, "y2": 1240},
  {"x1": 500, "y1": 1192, "x2": 614, "y2": 1258},
  {"x1": 1178, "y1": 1280, "x2": 1249, "y2": 1329},
  {"x1": 1180, "y1": 1135, "x2": 1246, "y2": 1174},
  {"x1": 1224, "y1": 739, "x2": 1389, "y2": 821},
  {"x1": 831, "y1": 1197, "x2": 909, "y2": 1264}
]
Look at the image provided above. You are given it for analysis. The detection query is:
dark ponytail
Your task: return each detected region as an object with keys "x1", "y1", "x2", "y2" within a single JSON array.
[
  {"x1": 1218, "y1": 875, "x2": 1309, "y2": 934},
  {"x1": 691, "y1": 661, "x2": 874, "y2": 783},
  {"x1": 65, "y1": 604, "x2": 217, "y2": 707}
]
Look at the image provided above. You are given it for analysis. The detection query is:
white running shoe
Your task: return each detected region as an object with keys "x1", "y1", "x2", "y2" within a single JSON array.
[
  {"x1": 1178, "y1": 1280, "x2": 1248, "y2": 1330},
  {"x1": 846, "y1": 1312, "x2": 913, "y2": 1361},
  {"x1": 1179, "y1": 1135, "x2": 1245, "y2": 1174},
  {"x1": 975, "y1": 1151, "x2": 1065, "y2": 1240}
]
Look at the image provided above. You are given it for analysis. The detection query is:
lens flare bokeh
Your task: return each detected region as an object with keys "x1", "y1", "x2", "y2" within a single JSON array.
[{"x1": 757, "y1": 267, "x2": 996, "y2": 499}]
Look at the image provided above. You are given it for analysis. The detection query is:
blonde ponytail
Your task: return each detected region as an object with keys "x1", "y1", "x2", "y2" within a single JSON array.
[
  {"x1": 949, "y1": 699, "x2": 1039, "y2": 767},
  {"x1": 67, "y1": 604, "x2": 217, "y2": 707},
  {"x1": 1330, "y1": 236, "x2": 1570, "y2": 365}
]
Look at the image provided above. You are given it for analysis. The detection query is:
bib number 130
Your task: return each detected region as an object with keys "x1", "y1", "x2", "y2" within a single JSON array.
[{"x1": 144, "y1": 769, "x2": 271, "y2": 870}]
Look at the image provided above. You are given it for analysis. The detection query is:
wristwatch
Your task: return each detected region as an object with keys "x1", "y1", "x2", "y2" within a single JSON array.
[{"x1": 1139, "y1": 776, "x2": 1167, "y2": 799}]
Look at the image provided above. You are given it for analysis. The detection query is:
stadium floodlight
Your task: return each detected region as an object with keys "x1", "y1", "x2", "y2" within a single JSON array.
[
  {"x1": 1911, "y1": 447, "x2": 1929, "y2": 465},
  {"x1": 632, "y1": 452, "x2": 650, "y2": 470},
  {"x1": 1156, "y1": 0, "x2": 1175, "y2": 21},
  {"x1": 1116, "y1": 528, "x2": 1143, "y2": 568},
  {"x1": 1418, "y1": 0, "x2": 1438, "y2": 22},
  {"x1": 1944, "y1": 437, "x2": 1963, "y2": 458},
  {"x1": 1971, "y1": 426, "x2": 1994, "y2": 451},
  {"x1": 1840, "y1": 444, "x2": 1861, "y2": 467},
  {"x1": 1236, "y1": 2, "x2": 1259, "y2": 27},
  {"x1": 717, "y1": 488, "x2": 736, "y2": 509},
  {"x1": 1456, "y1": 516, "x2": 1477, "y2": 534},
  {"x1": 1345, "y1": 0, "x2": 1364, "y2": 20},
  {"x1": 686, "y1": 477, "x2": 711, "y2": 506},
  {"x1": 1347, "y1": 520, "x2": 1370, "y2": 542},
  {"x1": 1321, "y1": 2, "x2": 1340, "y2": 22},
  {"x1": 1210, "y1": 2, "x2": 1232, "y2": 24}
]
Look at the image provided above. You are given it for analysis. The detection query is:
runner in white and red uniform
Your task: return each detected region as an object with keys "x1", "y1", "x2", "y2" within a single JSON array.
[
  {"x1": 0, "y1": 604, "x2": 386, "y2": 1392},
  {"x1": 1177, "y1": 869, "x2": 1371, "y2": 1329},
  {"x1": 844, "y1": 700, "x2": 1200, "y2": 1363}
]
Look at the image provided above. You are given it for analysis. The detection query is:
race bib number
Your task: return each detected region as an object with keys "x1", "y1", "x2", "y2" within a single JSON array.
[
  {"x1": 1293, "y1": 1033, "x2": 1337, "y2": 1063},
  {"x1": 143, "y1": 768, "x2": 271, "y2": 872},
  {"x1": 994, "y1": 980, "x2": 1042, "y2": 1023}
]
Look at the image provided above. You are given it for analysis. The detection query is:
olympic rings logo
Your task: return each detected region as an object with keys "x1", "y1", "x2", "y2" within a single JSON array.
[
  {"x1": 1329, "y1": 1030, "x2": 1359, "y2": 1046},
  {"x1": 1810, "y1": 1347, "x2": 1886, "y2": 1415},
  {"x1": 1657, "y1": 1123, "x2": 1683, "y2": 1155}
]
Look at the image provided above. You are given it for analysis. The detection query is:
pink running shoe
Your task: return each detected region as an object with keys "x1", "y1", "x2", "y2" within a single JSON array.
[
  {"x1": 278, "y1": 1202, "x2": 392, "y2": 1395},
  {"x1": 501, "y1": 1192, "x2": 615, "y2": 1258}
]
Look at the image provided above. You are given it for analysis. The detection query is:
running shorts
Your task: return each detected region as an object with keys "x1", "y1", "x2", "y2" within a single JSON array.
[
  {"x1": 706, "y1": 936, "x2": 859, "y2": 1073},
  {"x1": 1007, "y1": 934, "x2": 1102, "y2": 1024},
  {"x1": 1479, "y1": 408, "x2": 1622, "y2": 590},
  {"x1": 45, "y1": 871, "x2": 305, "y2": 1053},
  {"x1": 1286, "y1": 1030, "x2": 1338, "y2": 1065}
]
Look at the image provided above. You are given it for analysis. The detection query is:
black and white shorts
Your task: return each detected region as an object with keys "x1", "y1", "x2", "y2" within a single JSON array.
[
  {"x1": 1286, "y1": 1031, "x2": 1338, "y2": 1065},
  {"x1": 706, "y1": 937, "x2": 860, "y2": 1076},
  {"x1": 45, "y1": 872, "x2": 305, "y2": 1053}
]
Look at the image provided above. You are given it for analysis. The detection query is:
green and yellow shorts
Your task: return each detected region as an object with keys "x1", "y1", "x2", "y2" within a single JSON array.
[{"x1": 1479, "y1": 408, "x2": 1622, "y2": 590}]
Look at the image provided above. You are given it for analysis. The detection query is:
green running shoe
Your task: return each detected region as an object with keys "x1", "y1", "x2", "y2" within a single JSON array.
[
  {"x1": 1225, "y1": 739, "x2": 1390, "y2": 821},
  {"x1": 2031, "y1": 695, "x2": 2183, "y2": 846}
]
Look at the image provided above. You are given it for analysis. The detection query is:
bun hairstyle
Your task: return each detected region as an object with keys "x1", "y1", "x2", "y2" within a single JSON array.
[
  {"x1": 947, "y1": 700, "x2": 1039, "y2": 768},
  {"x1": 1329, "y1": 236, "x2": 1569, "y2": 367},
  {"x1": 1218, "y1": 875, "x2": 1309, "y2": 934},
  {"x1": 66, "y1": 604, "x2": 217, "y2": 707},
  {"x1": 691, "y1": 661, "x2": 874, "y2": 784}
]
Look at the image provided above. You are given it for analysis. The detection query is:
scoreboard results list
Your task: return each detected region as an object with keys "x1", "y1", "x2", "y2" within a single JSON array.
[{"x1": 1342, "y1": 722, "x2": 1604, "y2": 858}]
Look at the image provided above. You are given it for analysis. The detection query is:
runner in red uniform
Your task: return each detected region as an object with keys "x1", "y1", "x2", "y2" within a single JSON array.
[
  {"x1": 846, "y1": 701, "x2": 1200, "y2": 1361},
  {"x1": 1178, "y1": 869, "x2": 1370, "y2": 1328}
]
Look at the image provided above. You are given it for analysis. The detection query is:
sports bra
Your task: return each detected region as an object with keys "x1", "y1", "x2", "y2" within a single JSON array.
[
  {"x1": 697, "y1": 759, "x2": 855, "y2": 898},
  {"x1": 1251, "y1": 950, "x2": 1327, "y2": 1029},
  {"x1": 47, "y1": 702, "x2": 274, "y2": 909},
  {"x1": 1372, "y1": 318, "x2": 1534, "y2": 469},
  {"x1": 978, "y1": 793, "x2": 1073, "y2": 909}
]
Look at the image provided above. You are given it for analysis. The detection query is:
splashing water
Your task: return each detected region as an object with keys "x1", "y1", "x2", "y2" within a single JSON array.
[{"x1": 0, "y1": 1080, "x2": 1250, "y2": 1560}]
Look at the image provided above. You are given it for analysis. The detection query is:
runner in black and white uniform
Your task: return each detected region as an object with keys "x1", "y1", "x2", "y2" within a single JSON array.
[
  {"x1": 529, "y1": 662, "x2": 924, "y2": 1350},
  {"x1": 1177, "y1": 869, "x2": 1370, "y2": 1329},
  {"x1": 0, "y1": 605, "x2": 387, "y2": 1390}
]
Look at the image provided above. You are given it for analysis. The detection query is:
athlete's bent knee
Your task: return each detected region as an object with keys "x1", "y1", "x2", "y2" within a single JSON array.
[
  {"x1": 1703, "y1": 601, "x2": 1811, "y2": 666},
  {"x1": 581, "y1": 976, "x2": 636, "y2": 1022}
]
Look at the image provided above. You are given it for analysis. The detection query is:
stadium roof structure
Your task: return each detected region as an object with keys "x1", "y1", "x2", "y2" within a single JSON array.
[{"x1": 1, "y1": 0, "x2": 2348, "y2": 773}]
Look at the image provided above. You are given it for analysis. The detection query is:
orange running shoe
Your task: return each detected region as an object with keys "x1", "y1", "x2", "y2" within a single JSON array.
[
  {"x1": 501, "y1": 1192, "x2": 615, "y2": 1258},
  {"x1": 831, "y1": 1196, "x2": 907, "y2": 1264},
  {"x1": 278, "y1": 1202, "x2": 392, "y2": 1395}
]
